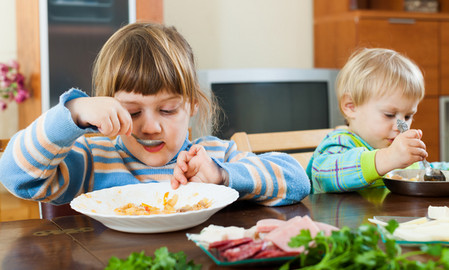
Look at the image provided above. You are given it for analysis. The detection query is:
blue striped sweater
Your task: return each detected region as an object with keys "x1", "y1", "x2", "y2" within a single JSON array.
[{"x1": 0, "y1": 89, "x2": 310, "y2": 206}]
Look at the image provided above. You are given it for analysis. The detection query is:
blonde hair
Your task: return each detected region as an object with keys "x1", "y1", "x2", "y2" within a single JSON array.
[
  {"x1": 92, "y1": 22, "x2": 218, "y2": 135},
  {"x1": 336, "y1": 48, "x2": 425, "y2": 117}
]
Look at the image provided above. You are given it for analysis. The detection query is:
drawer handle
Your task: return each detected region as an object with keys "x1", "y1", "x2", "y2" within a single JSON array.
[{"x1": 388, "y1": 18, "x2": 416, "y2": 24}]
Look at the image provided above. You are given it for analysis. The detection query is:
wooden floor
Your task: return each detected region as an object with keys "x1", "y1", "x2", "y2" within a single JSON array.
[{"x1": 0, "y1": 190, "x2": 40, "y2": 221}]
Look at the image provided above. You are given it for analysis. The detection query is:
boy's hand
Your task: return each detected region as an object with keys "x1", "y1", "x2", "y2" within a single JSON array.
[
  {"x1": 171, "y1": 144, "x2": 228, "y2": 189},
  {"x1": 66, "y1": 97, "x2": 132, "y2": 137},
  {"x1": 375, "y1": 129, "x2": 427, "y2": 175}
]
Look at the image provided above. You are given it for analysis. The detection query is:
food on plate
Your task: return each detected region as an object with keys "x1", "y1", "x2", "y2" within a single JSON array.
[
  {"x1": 385, "y1": 173, "x2": 419, "y2": 181},
  {"x1": 114, "y1": 192, "x2": 212, "y2": 216},
  {"x1": 428, "y1": 205, "x2": 449, "y2": 219},
  {"x1": 282, "y1": 221, "x2": 449, "y2": 269},
  {"x1": 369, "y1": 205, "x2": 449, "y2": 242},
  {"x1": 187, "y1": 215, "x2": 339, "y2": 262}
]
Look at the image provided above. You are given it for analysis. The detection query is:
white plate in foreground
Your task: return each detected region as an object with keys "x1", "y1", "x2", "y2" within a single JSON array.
[{"x1": 70, "y1": 182, "x2": 239, "y2": 233}]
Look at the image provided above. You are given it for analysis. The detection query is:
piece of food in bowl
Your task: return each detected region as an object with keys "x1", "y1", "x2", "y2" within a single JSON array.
[
  {"x1": 114, "y1": 191, "x2": 212, "y2": 216},
  {"x1": 385, "y1": 172, "x2": 419, "y2": 181}
]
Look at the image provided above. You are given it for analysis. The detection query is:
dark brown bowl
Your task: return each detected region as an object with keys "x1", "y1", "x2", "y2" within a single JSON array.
[{"x1": 383, "y1": 169, "x2": 449, "y2": 197}]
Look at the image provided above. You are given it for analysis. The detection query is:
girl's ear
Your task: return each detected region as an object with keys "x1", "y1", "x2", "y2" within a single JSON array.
[{"x1": 340, "y1": 94, "x2": 356, "y2": 119}]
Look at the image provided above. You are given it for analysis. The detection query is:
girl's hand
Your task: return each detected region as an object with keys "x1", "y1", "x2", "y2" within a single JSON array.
[
  {"x1": 171, "y1": 144, "x2": 228, "y2": 189},
  {"x1": 375, "y1": 129, "x2": 427, "y2": 175},
  {"x1": 66, "y1": 97, "x2": 132, "y2": 137}
]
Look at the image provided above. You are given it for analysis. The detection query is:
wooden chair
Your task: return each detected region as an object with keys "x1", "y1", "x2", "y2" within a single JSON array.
[
  {"x1": 0, "y1": 138, "x2": 79, "y2": 219},
  {"x1": 230, "y1": 128, "x2": 335, "y2": 168}
]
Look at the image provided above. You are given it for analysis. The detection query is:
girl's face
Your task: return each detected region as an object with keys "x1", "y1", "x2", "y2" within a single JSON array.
[
  {"x1": 115, "y1": 90, "x2": 194, "y2": 167},
  {"x1": 345, "y1": 90, "x2": 420, "y2": 149}
]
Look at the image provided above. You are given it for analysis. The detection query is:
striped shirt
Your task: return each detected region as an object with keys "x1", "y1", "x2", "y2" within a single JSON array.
[{"x1": 0, "y1": 89, "x2": 310, "y2": 206}]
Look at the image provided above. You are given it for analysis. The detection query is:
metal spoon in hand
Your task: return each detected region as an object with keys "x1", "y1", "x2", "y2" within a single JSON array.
[
  {"x1": 131, "y1": 133, "x2": 163, "y2": 147},
  {"x1": 396, "y1": 119, "x2": 446, "y2": 182}
]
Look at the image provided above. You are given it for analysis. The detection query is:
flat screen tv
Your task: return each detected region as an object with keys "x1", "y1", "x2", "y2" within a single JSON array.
[{"x1": 192, "y1": 68, "x2": 345, "y2": 139}]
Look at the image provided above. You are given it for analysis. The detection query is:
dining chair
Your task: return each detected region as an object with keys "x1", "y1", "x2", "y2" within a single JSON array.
[
  {"x1": 230, "y1": 128, "x2": 337, "y2": 168},
  {"x1": 0, "y1": 138, "x2": 79, "y2": 219}
]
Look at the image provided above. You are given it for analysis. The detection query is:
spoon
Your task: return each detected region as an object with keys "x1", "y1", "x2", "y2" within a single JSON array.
[
  {"x1": 131, "y1": 133, "x2": 163, "y2": 147},
  {"x1": 396, "y1": 119, "x2": 446, "y2": 182}
]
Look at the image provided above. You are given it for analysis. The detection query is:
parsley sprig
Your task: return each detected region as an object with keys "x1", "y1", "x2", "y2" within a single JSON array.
[
  {"x1": 280, "y1": 220, "x2": 449, "y2": 270},
  {"x1": 105, "y1": 247, "x2": 201, "y2": 270}
]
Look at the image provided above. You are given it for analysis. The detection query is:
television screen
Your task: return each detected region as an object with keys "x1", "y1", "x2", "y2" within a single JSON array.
[{"x1": 212, "y1": 81, "x2": 329, "y2": 139}]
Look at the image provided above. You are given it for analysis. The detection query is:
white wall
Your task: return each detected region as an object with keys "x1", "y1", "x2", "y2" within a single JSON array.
[
  {"x1": 164, "y1": 0, "x2": 313, "y2": 69},
  {"x1": 0, "y1": 0, "x2": 313, "y2": 137},
  {"x1": 0, "y1": 0, "x2": 18, "y2": 139}
]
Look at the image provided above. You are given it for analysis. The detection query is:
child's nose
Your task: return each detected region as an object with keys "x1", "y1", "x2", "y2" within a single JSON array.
[{"x1": 140, "y1": 114, "x2": 162, "y2": 134}]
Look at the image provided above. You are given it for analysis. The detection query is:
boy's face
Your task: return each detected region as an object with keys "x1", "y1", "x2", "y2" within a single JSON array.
[
  {"x1": 345, "y1": 90, "x2": 420, "y2": 149},
  {"x1": 115, "y1": 90, "x2": 194, "y2": 167}
]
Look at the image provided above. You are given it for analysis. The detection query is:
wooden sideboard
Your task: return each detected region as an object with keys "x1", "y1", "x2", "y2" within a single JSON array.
[
  {"x1": 314, "y1": 0, "x2": 449, "y2": 162},
  {"x1": 15, "y1": 0, "x2": 163, "y2": 130}
]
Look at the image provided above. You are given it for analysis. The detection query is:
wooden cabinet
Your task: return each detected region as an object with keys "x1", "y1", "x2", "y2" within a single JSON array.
[
  {"x1": 442, "y1": 22, "x2": 449, "y2": 95},
  {"x1": 314, "y1": 0, "x2": 449, "y2": 161},
  {"x1": 16, "y1": 0, "x2": 163, "y2": 130}
]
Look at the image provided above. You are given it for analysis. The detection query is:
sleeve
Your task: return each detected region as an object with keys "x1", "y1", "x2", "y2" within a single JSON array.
[
  {"x1": 309, "y1": 134, "x2": 381, "y2": 193},
  {"x1": 0, "y1": 88, "x2": 98, "y2": 204},
  {"x1": 197, "y1": 137, "x2": 311, "y2": 206}
]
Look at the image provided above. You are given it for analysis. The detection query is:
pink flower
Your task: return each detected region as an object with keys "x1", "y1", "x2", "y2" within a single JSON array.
[
  {"x1": 8, "y1": 60, "x2": 19, "y2": 70},
  {"x1": 0, "y1": 100, "x2": 7, "y2": 111},
  {"x1": 14, "y1": 88, "x2": 29, "y2": 103},
  {"x1": 0, "y1": 60, "x2": 29, "y2": 109}
]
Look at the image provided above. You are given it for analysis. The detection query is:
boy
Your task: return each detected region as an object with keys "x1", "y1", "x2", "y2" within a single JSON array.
[{"x1": 307, "y1": 48, "x2": 427, "y2": 193}]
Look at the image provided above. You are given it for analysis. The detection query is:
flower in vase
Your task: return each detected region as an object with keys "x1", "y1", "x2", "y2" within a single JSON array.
[{"x1": 0, "y1": 60, "x2": 29, "y2": 111}]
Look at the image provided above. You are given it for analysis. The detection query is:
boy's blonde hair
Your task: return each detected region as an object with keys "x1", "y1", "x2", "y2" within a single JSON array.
[
  {"x1": 336, "y1": 48, "x2": 425, "y2": 117},
  {"x1": 92, "y1": 22, "x2": 218, "y2": 135}
]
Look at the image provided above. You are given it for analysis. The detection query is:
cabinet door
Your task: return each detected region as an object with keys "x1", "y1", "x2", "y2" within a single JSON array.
[
  {"x1": 356, "y1": 18, "x2": 439, "y2": 96},
  {"x1": 441, "y1": 22, "x2": 449, "y2": 95},
  {"x1": 412, "y1": 96, "x2": 440, "y2": 162}
]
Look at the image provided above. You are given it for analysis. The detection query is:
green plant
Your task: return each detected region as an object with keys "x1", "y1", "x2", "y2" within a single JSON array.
[
  {"x1": 105, "y1": 247, "x2": 201, "y2": 270},
  {"x1": 280, "y1": 220, "x2": 449, "y2": 270}
]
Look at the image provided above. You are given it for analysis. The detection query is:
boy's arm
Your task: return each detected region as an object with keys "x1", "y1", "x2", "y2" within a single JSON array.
[
  {"x1": 310, "y1": 137, "x2": 381, "y2": 193},
  {"x1": 196, "y1": 137, "x2": 311, "y2": 206}
]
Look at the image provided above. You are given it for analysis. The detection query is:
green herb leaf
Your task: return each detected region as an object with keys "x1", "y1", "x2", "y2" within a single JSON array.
[
  {"x1": 282, "y1": 223, "x2": 449, "y2": 270},
  {"x1": 104, "y1": 247, "x2": 201, "y2": 270},
  {"x1": 385, "y1": 219, "x2": 399, "y2": 234}
]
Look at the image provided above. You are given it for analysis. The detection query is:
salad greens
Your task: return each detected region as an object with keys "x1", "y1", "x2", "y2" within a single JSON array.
[
  {"x1": 280, "y1": 220, "x2": 449, "y2": 270},
  {"x1": 104, "y1": 247, "x2": 201, "y2": 270}
]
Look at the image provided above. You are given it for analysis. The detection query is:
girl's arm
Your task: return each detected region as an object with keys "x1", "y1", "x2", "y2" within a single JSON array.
[
  {"x1": 0, "y1": 89, "x2": 98, "y2": 204},
  {"x1": 196, "y1": 137, "x2": 310, "y2": 206}
]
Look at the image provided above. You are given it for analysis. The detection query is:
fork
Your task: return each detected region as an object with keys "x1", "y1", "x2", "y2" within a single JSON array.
[{"x1": 396, "y1": 119, "x2": 446, "y2": 182}]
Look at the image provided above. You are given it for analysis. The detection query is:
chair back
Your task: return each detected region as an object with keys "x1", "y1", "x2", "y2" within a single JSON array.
[
  {"x1": 230, "y1": 128, "x2": 334, "y2": 168},
  {"x1": 0, "y1": 138, "x2": 79, "y2": 219}
]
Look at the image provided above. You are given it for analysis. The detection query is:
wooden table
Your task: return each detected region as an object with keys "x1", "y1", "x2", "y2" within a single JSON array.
[{"x1": 0, "y1": 191, "x2": 446, "y2": 269}]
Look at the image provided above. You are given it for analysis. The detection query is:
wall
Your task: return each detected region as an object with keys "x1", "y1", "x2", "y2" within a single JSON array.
[
  {"x1": 0, "y1": 0, "x2": 18, "y2": 139},
  {"x1": 0, "y1": 0, "x2": 313, "y2": 137},
  {"x1": 164, "y1": 0, "x2": 313, "y2": 69}
]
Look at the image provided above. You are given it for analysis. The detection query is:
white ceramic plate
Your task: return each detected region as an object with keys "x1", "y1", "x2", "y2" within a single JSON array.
[{"x1": 70, "y1": 182, "x2": 239, "y2": 233}]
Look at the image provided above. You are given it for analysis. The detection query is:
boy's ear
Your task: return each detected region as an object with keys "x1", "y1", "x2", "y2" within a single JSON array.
[{"x1": 341, "y1": 94, "x2": 356, "y2": 119}]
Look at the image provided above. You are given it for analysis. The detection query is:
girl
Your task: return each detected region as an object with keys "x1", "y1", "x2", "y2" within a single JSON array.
[{"x1": 0, "y1": 22, "x2": 310, "y2": 206}]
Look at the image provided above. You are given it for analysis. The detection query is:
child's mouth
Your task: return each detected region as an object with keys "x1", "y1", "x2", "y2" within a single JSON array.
[{"x1": 143, "y1": 142, "x2": 165, "y2": 153}]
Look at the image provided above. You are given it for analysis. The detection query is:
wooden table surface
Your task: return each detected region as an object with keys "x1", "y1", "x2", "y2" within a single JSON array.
[{"x1": 1, "y1": 190, "x2": 447, "y2": 270}]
